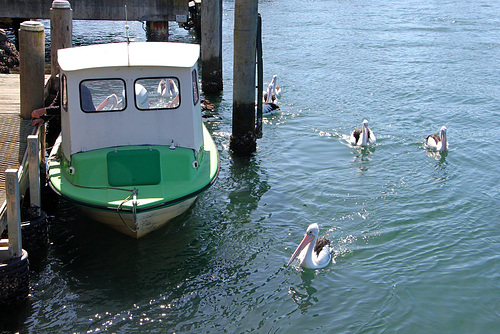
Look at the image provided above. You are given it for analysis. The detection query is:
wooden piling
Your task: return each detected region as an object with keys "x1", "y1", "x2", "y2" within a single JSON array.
[
  {"x1": 27, "y1": 135, "x2": 41, "y2": 216},
  {"x1": 19, "y1": 21, "x2": 45, "y2": 120},
  {"x1": 5, "y1": 169, "x2": 22, "y2": 258},
  {"x1": 230, "y1": 0, "x2": 258, "y2": 156},
  {"x1": 201, "y1": 0, "x2": 223, "y2": 93},
  {"x1": 255, "y1": 14, "x2": 263, "y2": 139},
  {"x1": 50, "y1": 0, "x2": 72, "y2": 81}
]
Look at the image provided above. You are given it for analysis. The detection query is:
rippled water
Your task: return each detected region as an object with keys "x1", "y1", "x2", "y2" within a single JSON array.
[{"x1": 2, "y1": 0, "x2": 500, "y2": 332}]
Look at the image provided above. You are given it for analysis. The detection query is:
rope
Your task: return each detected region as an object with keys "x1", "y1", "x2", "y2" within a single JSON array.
[{"x1": 117, "y1": 188, "x2": 139, "y2": 233}]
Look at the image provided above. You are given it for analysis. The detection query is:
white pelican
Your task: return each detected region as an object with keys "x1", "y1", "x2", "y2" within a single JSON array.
[
  {"x1": 261, "y1": 83, "x2": 280, "y2": 115},
  {"x1": 157, "y1": 78, "x2": 179, "y2": 98},
  {"x1": 426, "y1": 126, "x2": 448, "y2": 153},
  {"x1": 286, "y1": 223, "x2": 334, "y2": 269},
  {"x1": 350, "y1": 119, "x2": 376, "y2": 146}
]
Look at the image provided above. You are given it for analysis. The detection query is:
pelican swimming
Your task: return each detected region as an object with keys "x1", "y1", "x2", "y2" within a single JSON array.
[
  {"x1": 426, "y1": 126, "x2": 448, "y2": 153},
  {"x1": 157, "y1": 78, "x2": 179, "y2": 98},
  {"x1": 286, "y1": 223, "x2": 334, "y2": 269},
  {"x1": 350, "y1": 119, "x2": 376, "y2": 146}
]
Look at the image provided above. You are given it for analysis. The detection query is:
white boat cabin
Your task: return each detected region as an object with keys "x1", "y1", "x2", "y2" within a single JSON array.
[{"x1": 57, "y1": 42, "x2": 203, "y2": 160}]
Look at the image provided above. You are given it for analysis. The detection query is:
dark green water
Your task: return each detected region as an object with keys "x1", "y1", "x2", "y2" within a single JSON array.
[{"x1": 2, "y1": 0, "x2": 499, "y2": 332}]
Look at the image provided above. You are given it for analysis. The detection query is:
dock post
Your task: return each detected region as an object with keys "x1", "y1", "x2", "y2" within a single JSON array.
[
  {"x1": 50, "y1": 0, "x2": 72, "y2": 82},
  {"x1": 201, "y1": 0, "x2": 223, "y2": 93},
  {"x1": 27, "y1": 135, "x2": 41, "y2": 217},
  {"x1": 19, "y1": 21, "x2": 45, "y2": 120},
  {"x1": 230, "y1": 0, "x2": 258, "y2": 155},
  {"x1": 5, "y1": 169, "x2": 22, "y2": 258}
]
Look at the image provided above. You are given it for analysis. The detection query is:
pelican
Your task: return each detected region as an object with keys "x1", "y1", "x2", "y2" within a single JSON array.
[
  {"x1": 261, "y1": 83, "x2": 280, "y2": 115},
  {"x1": 286, "y1": 223, "x2": 334, "y2": 269},
  {"x1": 426, "y1": 126, "x2": 448, "y2": 152},
  {"x1": 350, "y1": 119, "x2": 376, "y2": 146},
  {"x1": 157, "y1": 78, "x2": 179, "y2": 98}
]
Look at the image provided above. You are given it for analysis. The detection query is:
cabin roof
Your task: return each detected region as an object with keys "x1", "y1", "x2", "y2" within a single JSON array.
[{"x1": 58, "y1": 42, "x2": 200, "y2": 72}]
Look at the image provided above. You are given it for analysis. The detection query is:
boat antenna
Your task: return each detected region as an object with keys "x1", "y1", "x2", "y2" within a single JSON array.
[
  {"x1": 125, "y1": 4, "x2": 130, "y2": 44},
  {"x1": 125, "y1": 4, "x2": 130, "y2": 66}
]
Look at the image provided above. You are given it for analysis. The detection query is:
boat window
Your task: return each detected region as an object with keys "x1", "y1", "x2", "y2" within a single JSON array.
[
  {"x1": 134, "y1": 77, "x2": 180, "y2": 110},
  {"x1": 192, "y1": 69, "x2": 199, "y2": 106},
  {"x1": 79, "y1": 79, "x2": 126, "y2": 112},
  {"x1": 61, "y1": 74, "x2": 68, "y2": 111}
]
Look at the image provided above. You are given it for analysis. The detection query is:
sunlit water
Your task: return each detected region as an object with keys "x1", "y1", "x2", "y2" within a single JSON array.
[{"x1": 2, "y1": 0, "x2": 500, "y2": 332}]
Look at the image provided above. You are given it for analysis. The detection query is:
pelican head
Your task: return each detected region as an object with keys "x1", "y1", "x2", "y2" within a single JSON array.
[
  {"x1": 270, "y1": 74, "x2": 278, "y2": 86},
  {"x1": 440, "y1": 126, "x2": 447, "y2": 153},
  {"x1": 265, "y1": 84, "x2": 274, "y2": 103},
  {"x1": 157, "y1": 79, "x2": 166, "y2": 96},
  {"x1": 360, "y1": 119, "x2": 370, "y2": 145},
  {"x1": 269, "y1": 75, "x2": 281, "y2": 99}
]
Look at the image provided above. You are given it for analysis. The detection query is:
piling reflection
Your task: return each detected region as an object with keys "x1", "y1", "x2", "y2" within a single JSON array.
[{"x1": 225, "y1": 154, "x2": 270, "y2": 222}]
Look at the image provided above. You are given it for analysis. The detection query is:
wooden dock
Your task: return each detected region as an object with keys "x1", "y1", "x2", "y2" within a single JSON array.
[{"x1": 0, "y1": 74, "x2": 38, "y2": 230}]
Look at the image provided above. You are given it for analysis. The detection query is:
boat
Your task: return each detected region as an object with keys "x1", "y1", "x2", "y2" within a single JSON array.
[{"x1": 47, "y1": 42, "x2": 219, "y2": 238}]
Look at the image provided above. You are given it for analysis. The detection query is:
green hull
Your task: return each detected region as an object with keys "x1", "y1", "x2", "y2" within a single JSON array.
[{"x1": 47, "y1": 125, "x2": 219, "y2": 237}]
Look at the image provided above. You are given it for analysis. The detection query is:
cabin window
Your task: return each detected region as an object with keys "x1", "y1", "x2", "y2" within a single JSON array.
[
  {"x1": 79, "y1": 79, "x2": 126, "y2": 112},
  {"x1": 61, "y1": 74, "x2": 68, "y2": 111},
  {"x1": 134, "y1": 77, "x2": 180, "y2": 110},
  {"x1": 192, "y1": 69, "x2": 199, "y2": 106}
]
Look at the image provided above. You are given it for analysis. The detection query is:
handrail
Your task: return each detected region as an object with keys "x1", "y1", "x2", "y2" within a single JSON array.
[{"x1": 0, "y1": 124, "x2": 44, "y2": 234}]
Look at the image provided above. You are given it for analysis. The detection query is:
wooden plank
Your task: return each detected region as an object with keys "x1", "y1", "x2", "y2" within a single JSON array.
[{"x1": 0, "y1": 74, "x2": 20, "y2": 114}]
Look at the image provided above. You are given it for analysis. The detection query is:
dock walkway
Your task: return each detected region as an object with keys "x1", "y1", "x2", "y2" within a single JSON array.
[{"x1": 0, "y1": 74, "x2": 38, "y2": 226}]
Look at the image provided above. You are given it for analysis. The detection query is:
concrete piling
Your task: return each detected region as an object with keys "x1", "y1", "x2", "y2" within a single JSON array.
[{"x1": 19, "y1": 20, "x2": 45, "y2": 120}]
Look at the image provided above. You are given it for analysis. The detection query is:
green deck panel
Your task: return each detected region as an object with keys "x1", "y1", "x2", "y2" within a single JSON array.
[{"x1": 107, "y1": 149, "x2": 161, "y2": 186}]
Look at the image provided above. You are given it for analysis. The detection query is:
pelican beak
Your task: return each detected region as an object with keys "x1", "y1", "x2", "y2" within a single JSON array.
[
  {"x1": 286, "y1": 233, "x2": 314, "y2": 267},
  {"x1": 441, "y1": 130, "x2": 447, "y2": 153}
]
